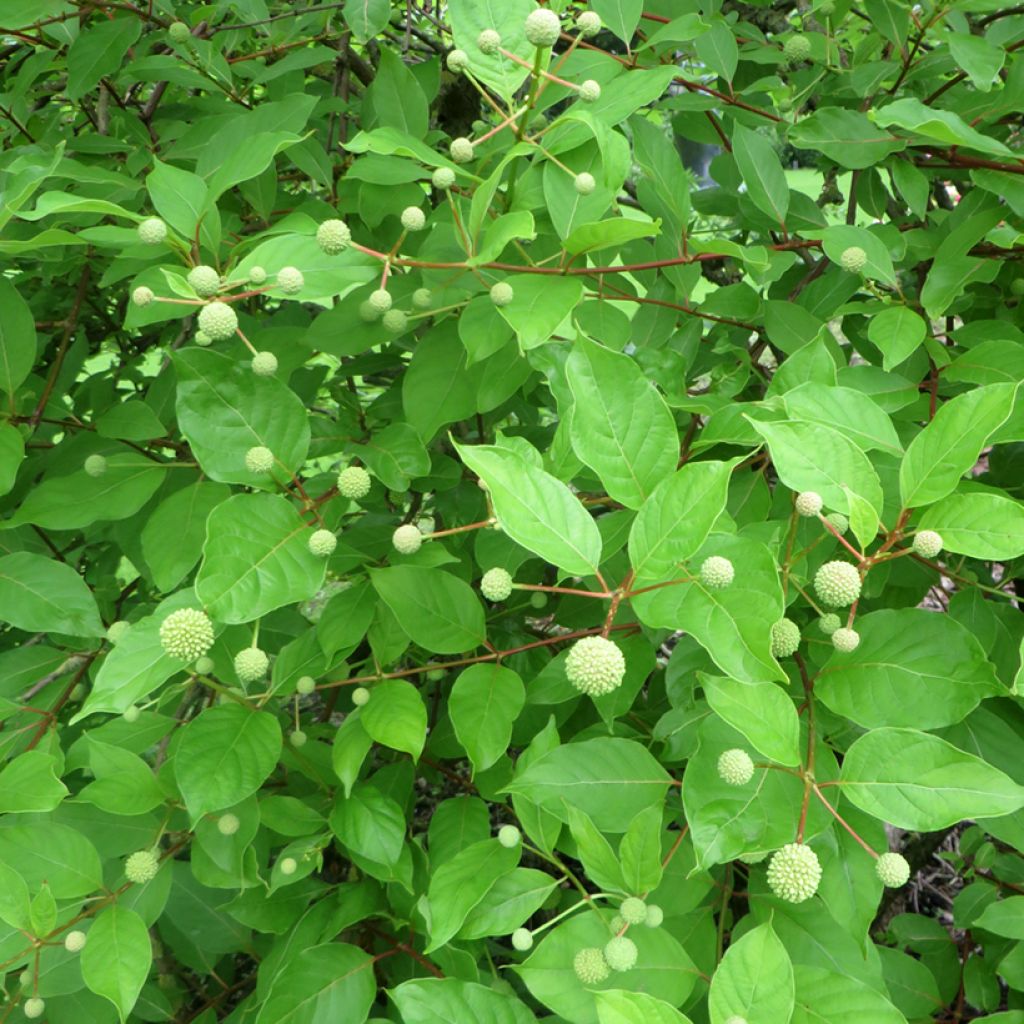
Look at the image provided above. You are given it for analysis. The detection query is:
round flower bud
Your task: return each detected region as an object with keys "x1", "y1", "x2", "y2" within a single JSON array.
[
  {"x1": 168, "y1": 21, "x2": 191, "y2": 43},
  {"x1": 368, "y1": 288, "x2": 393, "y2": 313},
  {"x1": 447, "y1": 48, "x2": 470, "y2": 73},
  {"x1": 770, "y1": 617, "x2": 801, "y2": 658},
  {"x1": 643, "y1": 904, "x2": 664, "y2": 928},
  {"x1": 481, "y1": 567, "x2": 514, "y2": 602},
  {"x1": 432, "y1": 166, "x2": 456, "y2": 190},
  {"x1": 137, "y1": 217, "x2": 167, "y2": 245},
  {"x1": 699, "y1": 555, "x2": 734, "y2": 590},
  {"x1": 358, "y1": 301, "x2": 380, "y2": 323},
  {"x1": 530, "y1": 591, "x2": 548, "y2": 609},
  {"x1": 913, "y1": 530, "x2": 943, "y2": 558},
  {"x1": 249, "y1": 266, "x2": 268, "y2": 284},
  {"x1": 766, "y1": 842, "x2": 822, "y2": 903},
  {"x1": 784, "y1": 34, "x2": 811, "y2": 63},
  {"x1": 477, "y1": 28, "x2": 501, "y2": 54},
  {"x1": 512, "y1": 927, "x2": 533, "y2": 951},
  {"x1": 574, "y1": 171, "x2": 596, "y2": 195},
  {"x1": 577, "y1": 10, "x2": 602, "y2": 36},
  {"x1": 194, "y1": 655, "x2": 215, "y2": 675},
  {"x1": 831, "y1": 627, "x2": 860, "y2": 653},
  {"x1": 579, "y1": 79, "x2": 601, "y2": 103},
  {"x1": 825, "y1": 511, "x2": 849, "y2": 534},
  {"x1": 132, "y1": 285, "x2": 154, "y2": 307},
  {"x1": 277, "y1": 266, "x2": 304, "y2": 295},
  {"x1": 525, "y1": 8, "x2": 561, "y2": 47},
  {"x1": 194, "y1": 330, "x2": 212, "y2": 347},
  {"x1": 187, "y1": 265, "x2": 221, "y2": 298},
  {"x1": 316, "y1": 219, "x2": 351, "y2": 255},
  {"x1": 123, "y1": 705, "x2": 141, "y2": 724},
  {"x1": 795, "y1": 490, "x2": 823, "y2": 516},
  {"x1": 251, "y1": 351, "x2": 278, "y2": 377},
  {"x1": 876, "y1": 851, "x2": 911, "y2": 888},
  {"x1": 490, "y1": 281, "x2": 514, "y2": 306},
  {"x1": 574, "y1": 947, "x2": 611, "y2": 984},
  {"x1": 217, "y1": 813, "x2": 240, "y2": 836},
  {"x1": 1011, "y1": 277, "x2": 1024, "y2": 298},
  {"x1": 107, "y1": 620, "x2": 130, "y2": 644},
  {"x1": 608, "y1": 914, "x2": 625, "y2": 933},
  {"x1": 450, "y1": 137, "x2": 475, "y2": 164},
  {"x1": 818, "y1": 612, "x2": 842, "y2": 636},
  {"x1": 565, "y1": 635, "x2": 626, "y2": 696},
  {"x1": 392, "y1": 523, "x2": 423, "y2": 554},
  {"x1": 125, "y1": 849, "x2": 160, "y2": 884},
  {"x1": 814, "y1": 560, "x2": 861, "y2": 607},
  {"x1": 279, "y1": 856, "x2": 297, "y2": 875},
  {"x1": 197, "y1": 300, "x2": 238, "y2": 341},
  {"x1": 84, "y1": 454, "x2": 107, "y2": 477},
  {"x1": 382, "y1": 309, "x2": 408, "y2": 333},
  {"x1": 337, "y1": 465, "x2": 372, "y2": 499},
  {"x1": 401, "y1": 206, "x2": 426, "y2": 232},
  {"x1": 411, "y1": 290, "x2": 433, "y2": 312},
  {"x1": 24, "y1": 998, "x2": 45, "y2": 1019},
  {"x1": 352, "y1": 686, "x2": 371, "y2": 707},
  {"x1": 718, "y1": 748, "x2": 755, "y2": 786},
  {"x1": 497, "y1": 824, "x2": 521, "y2": 848},
  {"x1": 604, "y1": 935, "x2": 638, "y2": 972},
  {"x1": 296, "y1": 675, "x2": 316, "y2": 695},
  {"x1": 839, "y1": 245, "x2": 867, "y2": 273},
  {"x1": 620, "y1": 897, "x2": 647, "y2": 925},
  {"x1": 308, "y1": 529, "x2": 337, "y2": 557},
  {"x1": 234, "y1": 646, "x2": 269, "y2": 683},
  {"x1": 290, "y1": 730, "x2": 307, "y2": 748},
  {"x1": 159, "y1": 608, "x2": 214, "y2": 661},
  {"x1": 64, "y1": 930, "x2": 87, "y2": 953},
  {"x1": 245, "y1": 445, "x2": 275, "y2": 474}
]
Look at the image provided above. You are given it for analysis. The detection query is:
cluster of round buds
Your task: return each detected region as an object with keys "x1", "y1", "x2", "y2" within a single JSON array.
[
  {"x1": 814, "y1": 560, "x2": 861, "y2": 606},
  {"x1": 401, "y1": 206, "x2": 426, "y2": 232},
  {"x1": 447, "y1": 49, "x2": 470, "y2": 73},
  {"x1": 450, "y1": 137, "x2": 475, "y2": 164},
  {"x1": 352, "y1": 686, "x2": 371, "y2": 706},
  {"x1": 574, "y1": 947, "x2": 610, "y2": 984},
  {"x1": 337, "y1": 465, "x2": 371, "y2": 499},
  {"x1": 604, "y1": 935, "x2": 638, "y2": 972},
  {"x1": 125, "y1": 849, "x2": 160, "y2": 884},
  {"x1": 477, "y1": 29, "x2": 501, "y2": 54},
  {"x1": 197, "y1": 300, "x2": 238, "y2": 341},
  {"x1": 497, "y1": 824, "x2": 521, "y2": 848},
  {"x1": 296, "y1": 675, "x2": 316, "y2": 695},
  {"x1": 577, "y1": 11, "x2": 601, "y2": 36},
  {"x1": 84, "y1": 454, "x2": 107, "y2": 478},
  {"x1": 392, "y1": 523, "x2": 424, "y2": 555},
  {"x1": 512, "y1": 927, "x2": 533, "y2": 950},
  {"x1": 524, "y1": 8, "x2": 561, "y2": 47},
  {"x1": 574, "y1": 172, "x2": 596, "y2": 195},
  {"x1": 767, "y1": 843, "x2": 821, "y2": 902},
  {"x1": 133, "y1": 285, "x2": 154, "y2": 307},
  {"x1": 251, "y1": 351, "x2": 278, "y2": 377},
  {"x1": 770, "y1": 617, "x2": 801, "y2": 658},
  {"x1": 579, "y1": 80, "x2": 601, "y2": 103},
  {"x1": 912, "y1": 530, "x2": 943, "y2": 558},
  {"x1": 565, "y1": 635, "x2": 626, "y2": 696},
  {"x1": 217, "y1": 813, "x2": 240, "y2": 836},
  {"x1": 490, "y1": 281, "x2": 514, "y2": 306},
  {"x1": 64, "y1": 930, "x2": 87, "y2": 953},
  {"x1": 699, "y1": 555, "x2": 734, "y2": 590},
  {"x1": 839, "y1": 245, "x2": 867, "y2": 273},
  {"x1": 308, "y1": 529, "x2": 337, "y2": 558},
  {"x1": 24, "y1": 998, "x2": 45, "y2": 1019},
  {"x1": 234, "y1": 646, "x2": 269, "y2": 683},
  {"x1": 795, "y1": 490, "x2": 823, "y2": 516},
  {"x1": 818, "y1": 612, "x2": 842, "y2": 635},
  {"x1": 432, "y1": 166, "x2": 456, "y2": 190},
  {"x1": 718, "y1": 748, "x2": 754, "y2": 786},
  {"x1": 277, "y1": 267, "x2": 304, "y2": 295},
  {"x1": 481, "y1": 568, "x2": 514, "y2": 602},
  {"x1": 245, "y1": 445, "x2": 275, "y2": 474},
  {"x1": 876, "y1": 851, "x2": 911, "y2": 888},
  {"x1": 784, "y1": 34, "x2": 812, "y2": 63},
  {"x1": 159, "y1": 608, "x2": 214, "y2": 661},
  {"x1": 831, "y1": 627, "x2": 860, "y2": 653},
  {"x1": 619, "y1": 897, "x2": 647, "y2": 925},
  {"x1": 188, "y1": 265, "x2": 221, "y2": 297},
  {"x1": 137, "y1": 217, "x2": 167, "y2": 245}
]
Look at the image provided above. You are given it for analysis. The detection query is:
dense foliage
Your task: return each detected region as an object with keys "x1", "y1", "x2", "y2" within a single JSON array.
[{"x1": 2, "y1": 0, "x2": 1024, "y2": 1021}]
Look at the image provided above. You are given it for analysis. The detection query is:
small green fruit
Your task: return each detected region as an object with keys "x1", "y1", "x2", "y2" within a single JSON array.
[
  {"x1": 795, "y1": 490, "x2": 823, "y2": 516},
  {"x1": 912, "y1": 530, "x2": 942, "y2": 558},
  {"x1": 245, "y1": 445, "x2": 275, "y2": 474},
  {"x1": 699, "y1": 555, "x2": 734, "y2": 590},
  {"x1": 64, "y1": 930, "x2": 87, "y2": 953},
  {"x1": 352, "y1": 686, "x2": 371, "y2": 706},
  {"x1": 814, "y1": 560, "x2": 861, "y2": 607},
  {"x1": 308, "y1": 529, "x2": 337, "y2": 557},
  {"x1": 368, "y1": 288, "x2": 393, "y2": 313},
  {"x1": 565, "y1": 635, "x2": 626, "y2": 696},
  {"x1": 137, "y1": 217, "x2": 167, "y2": 245},
  {"x1": 784, "y1": 34, "x2": 812, "y2": 63},
  {"x1": 392, "y1": 523, "x2": 423, "y2": 554},
  {"x1": 825, "y1": 511, "x2": 849, "y2": 534},
  {"x1": 876, "y1": 851, "x2": 911, "y2": 888},
  {"x1": 643, "y1": 904, "x2": 664, "y2": 927},
  {"x1": 401, "y1": 206, "x2": 426, "y2": 232},
  {"x1": 197, "y1": 300, "x2": 238, "y2": 341},
  {"x1": 512, "y1": 927, "x2": 533, "y2": 951},
  {"x1": 279, "y1": 856, "x2": 297, "y2": 875},
  {"x1": 194, "y1": 655, "x2": 215, "y2": 675},
  {"x1": 718, "y1": 748, "x2": 755, "y2": 786},
  {"x1": 577, "y1": 11, "x2": 601, "y2": 36},
  {"x1": 84, "y1": 454, "x2": 107, "y2": 477},
  {"x1": 125, "y1": 849, "x2": 160, "y2": 884},
  {"x1": 818, "y1": 613, "x2": 842, "y2": 636},
  {"x1": 277, "y1": 266, "x2": 304, "y2": 295},
  {"x1": 159, "y1": 608, "x2": 214, "y2": 661},
  {"x1": 530, "y1": 591, "x2": 548, "y2": 609},
  {"x1": 296, "y1": 676, "x2": 316, "y2": 695},
  {"x1": 432, "y1": 166, "x2": 456, "y2": 190},
  {"x1": 133, "y1": 285, "x2": 154, "y2": 307},
  {"x1": 497, "y1": 824, "x2": 521, "y2": 848},
  {"x1": 766, "y1": 843, "x2": 821, "y2": 903},
  {"x1": 249, "y1": 266, "x2": 268, "y2": 284},
  {"x1": 290, "y1": 730, "x2": 307, "y2": 748},
  {"x1": 168, "y1": 21, "x2": 191, "y2": 43},
  {"x1": 574, "y1": 171, "x2": 596, "y2": 195},
  {"x1": 450, "y1": 137, "x2": 475, "y2": 163},
  {"x1": 412, "y1": 287, "x2": 433, "y2": 309},
  {"x1": 251, "y1": 351, "x2": 278, "y2": 377},
  {"x1": 447, "y1": 49, "x2": 470, "y2": 73},
  {"x1": 382, "y1": 308, "x2": 408, "y2": 333},
  {"x1": 524, "y1": 8, "x2": 561, "y2": 47},
  {"x1": 316, "y1": 219, "x2": 351, "y2": 255},
  {"x1": 24, "y1": 997, "x2": 45, "y2": 1019},
  {"x1": 490, "y1": 281, "x2": 514, "y2": 306},
  {"x1": 337, "y1": 465, "x2": 371, "y2": 500},
  {"x1": 234, "y1": 646, "x2": 269, "y2": 683},
  {"x1": 620, "y1": 897, "x2": 647, "y2": 925},
  {"x1": 579, "y1": 79, "x2": 601, "y2": 102},
  {"x1": 477, "y1": 29, "x2": 501, "y2": 54},
  {"x1": 217, "y1": 813, "x2": 240, "y2": 836},
  {"x1": 831, "y1": 626, "x2": 860, "y2": 653},
  {"x1": 604, "y1": 935, "x2": 638, "y2": 972},
  {"x1": 481, "y1": 567, "x2": 513, "y2": 602},
  {"x1": 573, "y1": 947, "x2": 610, "y2": 984},
  {"x1": 770, "y1": 617, "x2": 801, "y2": 658},
  {"x1": 839, "y1": 245, "x2": 867, "y2": 273},
  {"x1": 123, "y1": 705, "x2": 141, "y2": 723},
  {"x1": 187, "y1": 265, "x2": 221, "y2": 298}
]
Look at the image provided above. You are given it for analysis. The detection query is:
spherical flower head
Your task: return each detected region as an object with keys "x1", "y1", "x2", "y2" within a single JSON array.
[
  {"x1": 432, "y1": 166, "x2": 456, "y2": 190},
  {"x1": 401, "y1": 206, "x2": 426, "y2": 232},
  {"x1": 604, "y1": 935, "x2": 638, "y2": 973},
  {"x1": 308, "y1": 529, "x2": 337, "y2": 558},
  {"x1": 217, "y1": 813, "x2": 240, "y2": 836},
  {"x1": 767, "y1": 843, "x2": 822, "y2": 903},
  {"x1": 194, "y1": 330, "x2": 212, "y2": 347},
  {"x1": 168, "y1": 21, "x2": 191, "y2": 43},
  {"x1": 234, "y1": 646, "x2": 269, "y2": 683},
  {"x1": 574, "y1": 947, "x2": 610, "y2": 984},
  {"x1": 574, "y1": 171, "x2": 596, "y2": 195},
  {"x1": 481, "y1": 567, "x2": 514, "y2": 602},
  {"x1": 358, "y1": 300, "x2": 380, "y2": 323},
  {"x1": 512, "y1": 927, "x2": 533, "y2": 951},
  {"x1": 368, "y1": 288, "x2": 393, "y2": 313},
  {"x1": 620, "y1": 897, "x2": 647, "y2": 925},
  {"x1": 643, "y1": 904, "x2": 664, "y2": 928},
  {"x1": 831, "y1": 627, "x2": 860, "y2": 653},
  {"x1": 818, "y1": 612, "x2": 842, "y2": 636},
  {"x1": 123, "y1": 705, "x2": 141, "y2": 724},
  {"x1": 296, "y1": 675, "x2": 316, "y2": 695},
  {"x1": 352, "y1": 686, "x2": 371, "y2": 707},
  {"x1": 718, "y1": 748, "x2": 755, "y2": 786},
  {"x1": 197, "y1": 300, "x2": 238, "y2": 341},
  {"x1": 337, "y1": 465, "x2": 371, "y2": 500},
  {"x1": 839, "y1": 245, "x2": 867, "y2": 273},
  {"x1": 290, "y1": 729, "x2": 307, "y2": 748},
  {"x1": 913, "y1": 530, "x2": 943, "y2": 558},
  {"x1": 565, "y1": 635, "x2": 626, "y2": 696},
  {"x1": 84, "y1": 453, "x2": 107, "y2": 478},
  {"x1": 125, "y1": 849, "x2": 160, "y2": 884},
  {"x1": 490, "y1": 281, "x2": 514, "y2": 306},
  {"x1": 700, "y1": 555, "x2": 734, "y2": 590},
  {"x1": 245, "y1": 445, "x2": 275, "y2": 474},
  {"x1": 530, "y1": 591, "x2": 548, "y2": 609},
  {"x1": 577, "y1": 10, "x2": 601, "y2": 36},
  {"x1": 106, "y1": 619, "x2": 130, "y2": 644},
  {"x1": 316, "y1": 218, "x2": 351, "y2": 255},
  {"x1": 579, "y1": 79, "x2": 601, "y2": 103},
  {"x1": 24, "y1": 998, "x2": 45, "y2": 1019},
  {"x1": 159, "y1": 608, "x2": 214, "y2": 661},
  {"x1": 825, "y1": 511, "x2": 849, "y2": 534},
  {"x1": 277, "y1": 266, "x2": 304, "y2": 295},
  {"x1": 248, "y1": 265, "x2": 268, "y2": 284},
  {"x1": 133, "y1": 285, "x2": 154, "y2": 307},
  {"x1": 450, "y1": 137, "x2": 475, "y2": 164},
  {"x1": 814, "y1": 560, "x2": 861, "y2": 607},
  {"x1": 382, "y1": 309, "x2": 408, "y2": 333},
  {"x1": 525, "y1": 8, "x2": 561, "y2": 47},
  {"x1": 477, "y1": 28, "x2": 501, "y2": 54},
  {"x1": 194, "y1": 655, "x2": 215, "y2": 675},
  {"x1": 770, "y1": 617, "x2": 801, "y2": 658},
  {"x1": 393, "y1": 523, "x2": 423, "y2": 555},
  {"x1": 784, "y1": 34, "x2": 811, "y2": 63},
  {"x1": 795, "y1": 490, "x2": 823, "y2": 516},
  {"x1": 409, "y1": 288, "x2": 432, "y2": 311},
  {"x1": 187, "y1": 265, "x2": 221, "y2": 298},
  {"x1": 279, "y1": 856, "x2": 297, "y2": 875},
  {"x1": 497, "y1": 824, "x2": 521, "y2": 848},
  {"x1": 64, "y1": 930, "x2": 87, "y2": 953},
  {"x1": 876, "y1": 851, "x2": 911, "y2": 888},
  {"x1": 251, "y1": 350, "x2": 278, "y2": 377},
  {"x1": 447, "y1": 48, "x2": 470, "y2": 73},
  {"x1": 137, "y1": 217, "x2": 167, "y2": 245}
]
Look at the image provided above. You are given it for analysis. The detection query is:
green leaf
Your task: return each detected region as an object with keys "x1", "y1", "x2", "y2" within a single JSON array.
[
  {"x1": 370, "y1": 566, "x2": 487, "y2": 655},
  {"x1": 840, "y1": 728, "x2": 1024, "y2": 830},
  {"x1": 460, "y1": 867, "x2": 559, "y2": 939},
  {"x1": 0, "y1": 278, "x2": 36, "y2": 396},
  {"x1": 783, "y1": 382, "x2": 902, "y2": 456},
  {"x1": 568, "y1": 804, "x2": 627, "y2": 893},
  {"x1": 496, "y1": 274, "x2": 584, "y2": 350},
  {"x1": 918, "y1": 491, "x2": 1024, "y2": 559},
  {"x1": 873, "y1": 97, "x2": 1014, "y2": 157},
  {"x1": 359, "y1": 679, "x2": 427, "y2": 760},
  {"x1": 392, "y1": 977, "x2": 537, "y2": 1024},
  {"x1": 66, "y1": 17, "x2": 141, "y2": 99},
  {"x1": 196, "y1": 493, "x2": 327, "y2": 624},
  {"x1": 948, "y1": 32, "x2": 1004, "y2": 91},
  {"x1": 79, "y1": 738, "x2": 165, "y2": 816},
  {"x1": 867, "y1": 307, "x2": 926, "y2": 371},
  {"x1": 973, "y1": 897, "x2": 1024, "y2": 939},
  {"x1": 791, "y1": 965, "x2": 906, "y2": 1024},
  {"x1": 0, "y1": 552, "x2": 103, "y2": 636},
  {"x1": 708, "y1": 920, "x2": 794, "y2": 1024},
  {"x1": 0, "y1": 862, "x2": 31, "y2": 931},
  {"x1": 343, "y1": 0, "x2": 390, "y2": 41},
  {"x1": 595, "y1": 990, "x2": 695, "y2": 1024},
  {"x1": 732, "y1": 124, "x2": 789, "y2": 226},
  {"x1": 455, "y1": 441, "x2": 603, "y2": 577},
  {"x1": 353, "y1": 422, "x2": 430, "y2": 492},
  {"x1": 175, "y1": 704, "x2": 283, "y2": 821},
  {"x1": 0, "y1": 421, "x2": 24, "y2": 496},
  {"x1": 450, "y1": 663, "x2": 526, "y2": 773},
  {"x1": 332, "y1": 714, "x2": 373, "y2": 796},
  {"x1": 330, "y1": 784, "x2": 406, "y2": 867},
  {"x1": 146, "y1": 158, "x2": 216, "y2": 248},
  {"x1": 447, "y1": 0, "x2": 534, "y2": 101},
  {"x1": 788, "y1": 108, "x2": 905, "y2": 168},
  {"x1": 567, "y1": 336, "x2": 679, "y2": 509},
  {"x1": 363, "y1": 48, "x2": 429, "y2": 138},
  {"x1": 591, "y1": 0, "x2": 643, "y2": 43},
  {"x1": 80, "y1": 906, "x2": 151, "y2": 1022},
  {"x1": 695, "y1": 18, "x2": 738, "y2": 82},
  {"x1": 0, "y1": 823, "x2": 102, "y2": 898},
  {"x1": 702, "y1": 675, "x2": 801, "y2": 767},
  {"x1": 0, "y1": 751, "x2": 67, "y2": 813},
  {"x1": 563, "y1": 218, "x2": 660, "y2": 257},
  {"x1": 619, "y1": 806, "x2": 664, "y2": 894}
]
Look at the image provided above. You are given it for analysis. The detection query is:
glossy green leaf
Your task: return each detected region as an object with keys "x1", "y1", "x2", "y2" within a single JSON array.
[
  {"x1": 450, "y1": 663, "x2": 525, "y2": 773},
  {"x1": 359, "y1": 679, "x2": 427, "y2": 760},
  {"x1": 81, "y1": 906, "x2": 152, "y2": 1022},
  {"x1": 0, "y1": 552, "x2": 103, "y2": 637},
  {"x1": 918, "y1": 492, "x2": 1024, "y2": 559},
  {"x1": 708, "y1": 920, "x2": 794, "y2": 1024}
]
